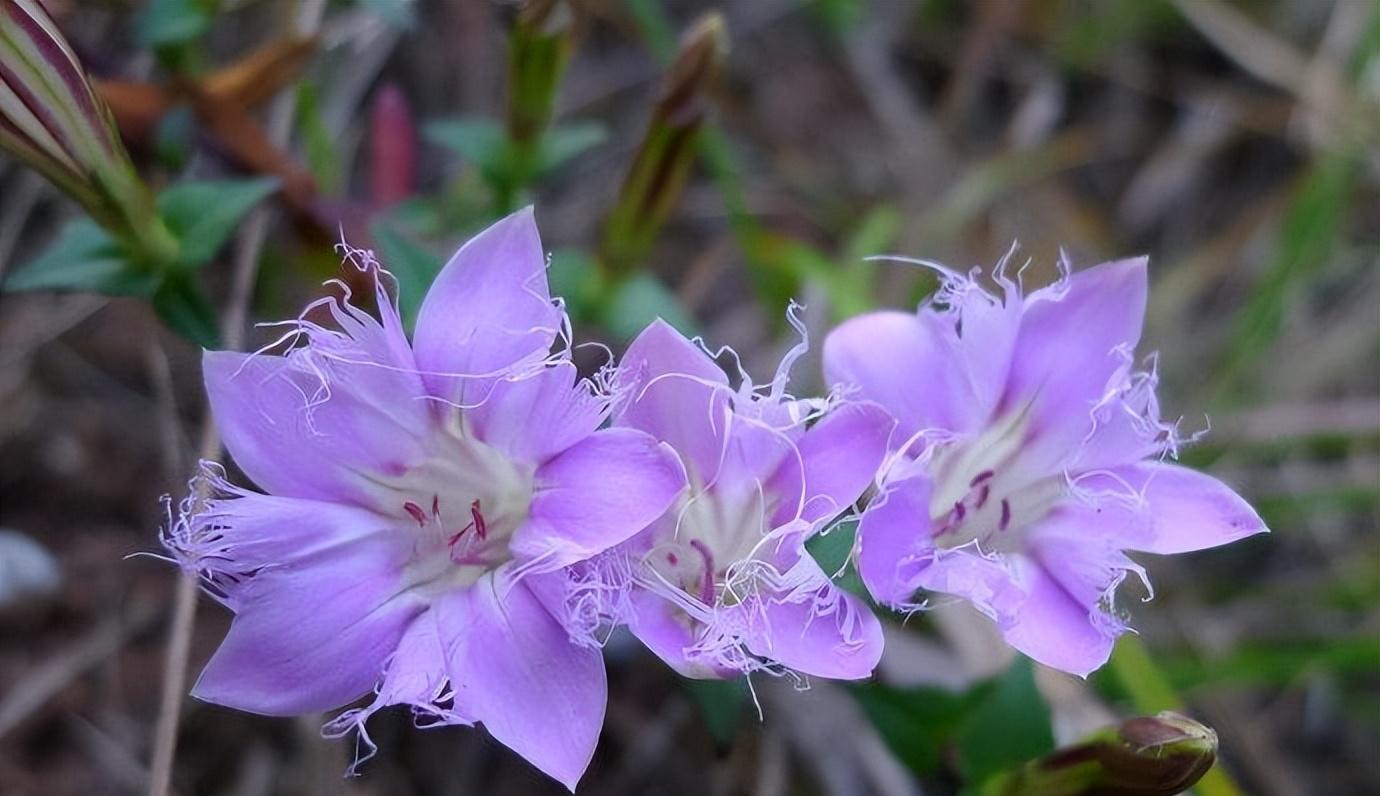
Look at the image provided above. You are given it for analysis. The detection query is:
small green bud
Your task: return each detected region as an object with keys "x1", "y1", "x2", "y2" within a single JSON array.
[
  {"x1": 598, "y1": 12, "x2": 727, "y2": 279},
  {"x1": 988, "y1": 712, "x2": 1219, "y2": 796}
]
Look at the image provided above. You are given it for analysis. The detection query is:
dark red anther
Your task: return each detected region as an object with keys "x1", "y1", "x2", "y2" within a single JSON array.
[
  {"x1": 431, "y1": 494, "x2": 440, "y2": 517},
  {"x1": 999, "y1": 498, "x2": 1012, "y2": 531},
  {"x1": 974, "y1": 484, "x2": 991, "y2": 509},
  {"x1": 970, "y1": 470, "x2": 995, "y2": 487},
  {"x1": 470, "y1": 500, "x2": 487, "y2": 540},
  {"x1": 403, "y1": 501, "x2": 427, "y2": 526},
  {"x1": 953, "y1": 501, "x2": 967, "y2": 521},
  {"x1": 666, "y1": 552, "x2": 679, "y2": 566},
  {"x1": 689, "y1": 539, "x2": 716, "y2": 605}
]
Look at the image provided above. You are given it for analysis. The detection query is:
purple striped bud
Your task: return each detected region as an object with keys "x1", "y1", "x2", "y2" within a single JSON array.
[{"x1": 0, "y1": 0, "x2": 172, "y2": 262}]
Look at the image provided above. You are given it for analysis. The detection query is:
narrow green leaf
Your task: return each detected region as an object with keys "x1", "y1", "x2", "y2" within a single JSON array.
[
  {"x1": 3, "y1": 218, "x2": 155, "y2": 295},
  {"x1": 153, "y1": 271, "x2": 220, "y2": 348},
  {"x1": 1217, "y1": 149, "x2": 1358, "y2": 401},
  {"x1": 156, "y1": 177, "x2": 279, "y2": 269}
]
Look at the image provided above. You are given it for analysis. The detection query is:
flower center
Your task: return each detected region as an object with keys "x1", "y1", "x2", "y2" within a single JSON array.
[
  {"x1": 646, "y1": 487, "x2": 771, "y2": 608},
  {"x1": 389, "y1": 416, "x2": 535, "y2": 595},
  {"x1": 925, "y1": 407, "x2": 1062, "y2": 553}
]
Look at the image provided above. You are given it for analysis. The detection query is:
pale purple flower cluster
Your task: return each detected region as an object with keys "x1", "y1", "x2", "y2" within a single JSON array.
[{"x1": 166, "y1": 211, "x2": 1265, "y2": 789}]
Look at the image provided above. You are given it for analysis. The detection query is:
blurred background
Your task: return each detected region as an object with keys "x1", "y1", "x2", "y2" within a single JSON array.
[{"x1": 0, "y1": 0, "x2": 1376, "y2": 794}]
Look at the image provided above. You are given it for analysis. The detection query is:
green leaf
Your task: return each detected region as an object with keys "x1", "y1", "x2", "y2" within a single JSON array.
[
  {"x1": 156, "y1": 177, "x2": 279, "y2": 269},
  {"x1": 536, "y1": 122, "x2": 607, "y2": 173},
  {"x1": 153, "y1": 271, "x2": 220, "y2": 348},
  {"x1": 370, "y1": 219, "x2": 444, "y2": 329},
  {"x1": 153, "y1": 106, "x2": 196, "y2": 172},
  {"x1": 362, "y1": 0, "x2": 416, "y2": 30},
  {"x1": 3, "y1": 218, "x2": 156, "y2": 295},
  {"x1": 136, "y1": 0, "x2": 212, "y2": 48},
  {"x1": 957, "y1": 658, "x2": 1055, "y2": 785},
  {"x1": 602, "y1": 272, "x2": 696, "y2": 342},
  {"x1": 854, "y1": 682, "x2": 979, "y2": 776},
  {"x1": 425, "y1": 118, "x2": 508, "y2": 181},
  {"x1": 805, "y1": 519, "x2": 867, "y2": 598},
  {"x1": 805, "y1": 518, "x2": 856, "y2": 575},
  {"x1": 682, "y1": 677, "x2": 746, "y2": 747}
]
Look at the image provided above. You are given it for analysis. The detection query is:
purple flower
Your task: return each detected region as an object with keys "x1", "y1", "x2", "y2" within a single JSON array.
[
  {"x1": 166, "y1": 209, "x2": 686, "y2": 790},
  {"x1": 824, "y1": 254, "x2": 1267, "y2": 676},
  {"x1": 562, "y1": 317, "x2": 892, "y2": 681}
]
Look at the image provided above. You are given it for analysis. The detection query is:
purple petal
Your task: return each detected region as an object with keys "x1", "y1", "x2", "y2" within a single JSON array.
[
  {"x1": 1002, "y1": 257, "x2": 1149, "y2": 474},
  {"x1": 515, "y1": 428, "x2": 687, "y2": 570},
  {"x1": 1026, "y1": 507, "x2": 1146, "y2": 626},
  {"x1": 999, "y1": 555, "x2": 1115, "y2": 678},
  {"x1": 823, "y1": 290, "x2": 1019, "y2": 441},
  {"x1": 626, "y1": 587, "x2": 735, "y2": 679},
  {"x1": 855, "y1": 478, "x2": 1025, "y2": 620},
  {"x1": 172, "y1": 487, "x2": 395, "y2": 592},
  {"x1": 711, "y1": 400, "x2": 803, "y2": 502},
  {"x1": 913, "y1": 548, "x2": 1026, "y2": 621},
  {"x1": 766, "y1": 401, "x2": 893, "y2": 526},
  {"x1": 441, "y1": 576, "x2": 605, "y2": 791},
  {"x1": 465, "y1": 361, "x2": 607, "y2": 465},
  {"x1": 204, "y1": 315, "x2": 430, "y2": 505},
  {"x1": 372, "y1": 611, "x2": 464, "y2": 721},
  {"x1": 616, "y1": 319, "x2": 731, "y2": 484},
  {"x1": 191, "y1": 518, "x2": 419, "y2": 715},
  {"x1": 412, "y1": 207, "x2": 562, "y2": 401},
  {"x1": 738, "y1": 555, "x2": 884, "y2": 680},
  {"x1": 854, "y1": 477, "x2": 934, "y2": 606},
  {"x1": 824, "y1": 312, "x2": 946, "y2": 440},
  {"x1": 1080, "y1": 463, "x2": 1268, "y2": 554}
]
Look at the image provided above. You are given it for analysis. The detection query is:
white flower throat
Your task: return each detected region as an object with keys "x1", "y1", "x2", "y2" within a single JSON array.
[
  {"x1": 385, "y1": 414, "x2": 535, "y2": 594},
  {"x1": 647, "y1": 484, "x2": 773, "y2": 608},
  {"x1": 925, "y1": 406, "x2": 1063, "y2": 553}
]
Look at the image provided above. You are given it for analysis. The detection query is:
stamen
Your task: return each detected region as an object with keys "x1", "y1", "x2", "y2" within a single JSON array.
[
  {"x1": 970, "y1": 470, "x2": 995, "y2": 486},
  {"x1": 666, "y1": 552, "x2": 679, "y2": 566},
  {"x1": 470, "y1": 499, "x2": 487, "y2": 540},
  {"x1": 403, "y1": 501, "x2": 427, "y2": 526},
  {"x1": 689, "y1": 539, "x2": 717, "y2": 606},
  {"x1": 974, "y1": 484, "x2": 991, "y2": 509},
  {"x1": 952, "y1": 502, "x2": 966, "y2": 521},
  {"x1": 999, "y1": 498, "x2": 1012, "y2": 531},
  {"x1": 447, "y1": 522, "x2": 473, "y2": 547}
]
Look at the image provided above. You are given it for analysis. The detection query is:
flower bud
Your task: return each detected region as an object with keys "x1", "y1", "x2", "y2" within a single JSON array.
[
  {"x1": 988, "y1": 712, "x2": 1219, "y2": 796},
  {"x1": 598, "y1": 12, "x2": 726, "y2": 278},
  {"x1": 0, "y1": 0, "x2": 174, "y2": 263}
]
